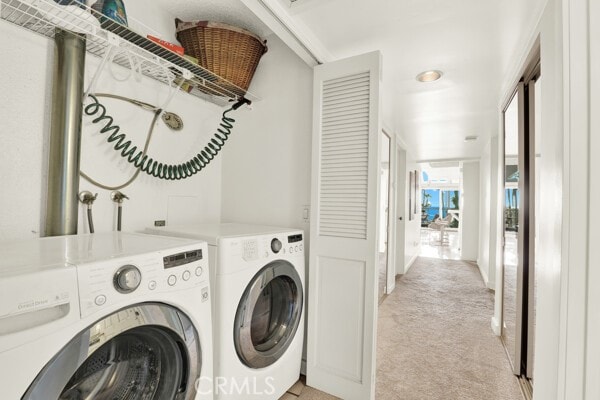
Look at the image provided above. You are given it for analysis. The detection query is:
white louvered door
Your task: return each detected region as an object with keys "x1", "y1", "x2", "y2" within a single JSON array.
[{"x1": 307, "y1": 51, "x2": 382, "y2": 400}]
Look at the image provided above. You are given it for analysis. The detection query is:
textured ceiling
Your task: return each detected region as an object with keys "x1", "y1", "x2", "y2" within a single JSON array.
[
  {"x1": 155, "y1": 0, "x2": 272, "y2": 39},
  {"x1": 275, "y1": 0, "x2": 547, "y2": 161}
]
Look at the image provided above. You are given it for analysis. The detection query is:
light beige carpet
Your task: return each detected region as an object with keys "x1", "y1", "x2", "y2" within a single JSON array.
[
  {"x1": 280, "y1": 257, "x2": 521, "y2": 400},
  {"x1": 376, "y1": 257, "x2": 523, "y2": 400}
]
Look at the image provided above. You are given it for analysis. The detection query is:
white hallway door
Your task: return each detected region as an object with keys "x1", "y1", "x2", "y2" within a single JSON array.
[{"x1": 307, "y1": 51, "x2": 382, "y2": 400}]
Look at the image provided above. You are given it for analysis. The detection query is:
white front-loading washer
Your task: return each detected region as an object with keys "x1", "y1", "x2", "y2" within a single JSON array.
[
  {"x1": 145, "y1": 223, "x2": 305, "y2": 400},
  {"x1": 0, "y1": 232, "x2": 213, "y2": 400}
]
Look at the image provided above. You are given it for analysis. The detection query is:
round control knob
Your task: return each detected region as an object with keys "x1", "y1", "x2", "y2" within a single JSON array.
[
  {"x1": 114, "y1": 265, "x2": 141, "y2": 294},
  {"x1": 271, "y1": 238, "x2": 282, "y2": 253}
]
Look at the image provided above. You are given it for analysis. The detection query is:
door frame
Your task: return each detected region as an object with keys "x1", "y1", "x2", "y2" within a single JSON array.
[
  {"x1": 499, "y1": 44, "x2": 540, "y2": 390},
  {"x1": 381, "y1": 128, "x2": 397, "y2": 295},
  {"x1": 586, "y1": 1, "x2": 599, "y2": 397},
  {"x1": 392, "y1": 140, "x2": 407, "y2": 278}
]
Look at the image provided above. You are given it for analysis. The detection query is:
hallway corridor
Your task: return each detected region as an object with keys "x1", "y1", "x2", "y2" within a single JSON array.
[{"x1": 376, "y1": 257, "x2": 522, "y2": 400}]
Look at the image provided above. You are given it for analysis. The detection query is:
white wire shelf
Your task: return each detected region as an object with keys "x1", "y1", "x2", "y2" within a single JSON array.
[{"x1": 0, "y1": 0, "x2": 258, "y2": 106}]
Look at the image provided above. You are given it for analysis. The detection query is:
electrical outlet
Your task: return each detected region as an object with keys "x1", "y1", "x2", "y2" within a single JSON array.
[{"x1": 302, "y1": 205, "x2": 310, "y2": 223}]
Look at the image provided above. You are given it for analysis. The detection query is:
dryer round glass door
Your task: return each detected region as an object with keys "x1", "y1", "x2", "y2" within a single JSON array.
[
  {"x1": 23, "y1": 303, "x2": 201, "y2": 400},
  {"x1": 234, "y1": 260, "x2": 303, "y2": 369}
]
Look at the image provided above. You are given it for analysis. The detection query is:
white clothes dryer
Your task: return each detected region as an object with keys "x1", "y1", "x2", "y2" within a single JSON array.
[
  {"x1": 0, "y1": 232, "x2": 213, "y2": 400},
  {"x1": 145, "y1": 223, "x2": 305, "y2": 400}
]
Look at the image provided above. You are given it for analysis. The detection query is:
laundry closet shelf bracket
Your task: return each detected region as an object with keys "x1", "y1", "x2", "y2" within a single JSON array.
[{"x1": 0, "y1": 0, "x2": 259, "y2": 106}]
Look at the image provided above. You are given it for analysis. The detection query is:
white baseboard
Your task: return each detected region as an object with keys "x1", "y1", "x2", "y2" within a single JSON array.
[
  {"x1": 404, "y1": 253, "x2": 418, "y2": 273},
  {"x1": 479, "y1": 266, "x2": 489, "y2": 287},
  {"x1": 386, "y1": 280, "x2": 396, "y2": 294},
  {"x1": 491, "y1": 316, "x2": 501, "y2": 336}
]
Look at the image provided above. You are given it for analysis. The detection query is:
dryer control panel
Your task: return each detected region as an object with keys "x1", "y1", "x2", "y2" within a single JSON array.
[
  {"x1": 77, "y1": 244, "x2": 209, "y2": 318},
  {"x1": 240, "y1": 235, "x2": 304, "y2": 261},
  {"x1": 219, "y1": 231, "x2": 305, "y2": 275}
]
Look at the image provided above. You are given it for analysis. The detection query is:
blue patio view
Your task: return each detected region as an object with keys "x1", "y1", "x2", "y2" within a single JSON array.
[{"x1": 421, "y1": 189, "x2": 460, "y2": 228}]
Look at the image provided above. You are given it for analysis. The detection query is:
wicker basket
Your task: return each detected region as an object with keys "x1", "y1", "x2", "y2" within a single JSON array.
[{"x1": 175, "y1": 19, "x2": 268, "y2": 94}]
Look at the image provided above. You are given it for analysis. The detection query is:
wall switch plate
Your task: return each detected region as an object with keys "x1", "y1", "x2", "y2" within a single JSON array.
[
  {"x1": 302, "y1": 205, "x2": 310, "y2": 223},
  {"x1": 154, "y1": 220, "x2": 166, "y2": 227}
]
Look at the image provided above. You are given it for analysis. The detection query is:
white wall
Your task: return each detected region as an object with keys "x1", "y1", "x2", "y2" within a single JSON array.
[
  {"x1": 478, "y1": 141, "x2": 491, "y2": 284},
  {"x1": 384, "y1": 130, "x2": 398, "y2": 292},
  {"x1": 478, "y1": 138, "x2": 497, "y2": 287},
  {"x1": 559, "y1": 0, "x2": 594, "y2": 397},
  {"x1": 390, "y1": 139, "x2": 422, "y2": 277},
  {"x1": 461, "y1": 161, "x2": 480, "y2": 262},
  {"x1": 220, "y1": 34, "x2": 312, "y2": 235},
  {"x1": 0, "y1": 1, "x2": 225, "y2": 240},
  {"x1": 492, "y1": 0, "x2": 571, "y2": 398},
  {"x1": 487, "y1": 136, "x2": 499, "y2": 289},
  {"x1": 587, "y1": 1, "x2": 600, "y2": 396},
  {"x1": 523, "y1": 2, "x2": 565, "y2": 398},
  {"x1": 393, "y1": 145, "x2": 406, "y2": 277},
  {"x1": 0, "y1": 22, "x2": 53, "y2": 240},
  {"x1": 77, "y1": 58, "x2": 224, "y2": 233},
  {"x1": 403, "y1": 151, "x2": 421, "y2": 273}
]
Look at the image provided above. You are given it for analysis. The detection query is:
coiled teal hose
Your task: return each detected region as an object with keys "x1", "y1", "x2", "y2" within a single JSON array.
[{"x1": 84, "y1": 94, "x2": 247, "y2": 181}]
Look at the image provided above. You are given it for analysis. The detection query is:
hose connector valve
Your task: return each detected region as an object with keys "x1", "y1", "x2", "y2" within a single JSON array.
[
  {"x1": 110, "y1": 191, "x2": 129, "y2": 204},
  {"x1": 79, "y1": 191, "x2": 98, "y2": 209}
]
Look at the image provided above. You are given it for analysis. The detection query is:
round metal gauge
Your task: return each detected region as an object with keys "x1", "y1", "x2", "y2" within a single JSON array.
[{"x1": 162, "y1": 112, "x2": 184, "y2": 131}]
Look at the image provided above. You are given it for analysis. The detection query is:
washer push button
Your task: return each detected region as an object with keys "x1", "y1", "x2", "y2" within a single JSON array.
[
  {"x1": 182, "y1": 270, "x2": 191, "y2": 281},
  {"x1": 168, "y1": 275, "x2": 177, "y2": 286},
  {"x1": 94, "y1": 295, "x2": 107, "y2": 306}
]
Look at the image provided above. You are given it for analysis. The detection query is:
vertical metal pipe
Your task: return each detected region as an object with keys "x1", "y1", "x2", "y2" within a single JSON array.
[{"x1": 44, "y1": 29, "x2": 86, "y2": 237}]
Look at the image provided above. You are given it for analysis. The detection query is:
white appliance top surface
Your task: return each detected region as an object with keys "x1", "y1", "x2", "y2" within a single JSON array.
[
  {"x1": 0, "y1": 232, "x2": 204, "y2": 277},
  {"x1": 145, "y1": 223, "x2": 299, "y2": 245}
]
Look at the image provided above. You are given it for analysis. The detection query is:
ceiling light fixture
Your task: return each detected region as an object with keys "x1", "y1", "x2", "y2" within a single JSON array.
[{"x1": 416, "y1": 70, "x2": 443, "y2": 82}]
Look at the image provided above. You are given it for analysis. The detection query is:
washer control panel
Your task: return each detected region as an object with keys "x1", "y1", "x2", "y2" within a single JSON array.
[
  {"x1": 163, "y1": 249, "x2": 203, "y2": 269},
  {"x1": 286, "y1": 233, "x2": 304, "y2": 254},
  {"x1": 77, "y1": 244, "x2": 209, "y2": 318}
]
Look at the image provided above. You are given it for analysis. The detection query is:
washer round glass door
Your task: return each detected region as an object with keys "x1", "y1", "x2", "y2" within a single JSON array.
[
  {"x1": 234, "y1": 260, "x2": 303, "y2": 369},
  {"x1": 23, "y1": 303, "x2": 201, "y2": 400}
]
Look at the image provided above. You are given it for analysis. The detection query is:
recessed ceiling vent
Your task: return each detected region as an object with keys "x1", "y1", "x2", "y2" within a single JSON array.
[{"x1": 464, "y1": 135, "x2": 479, "y2": 142}]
